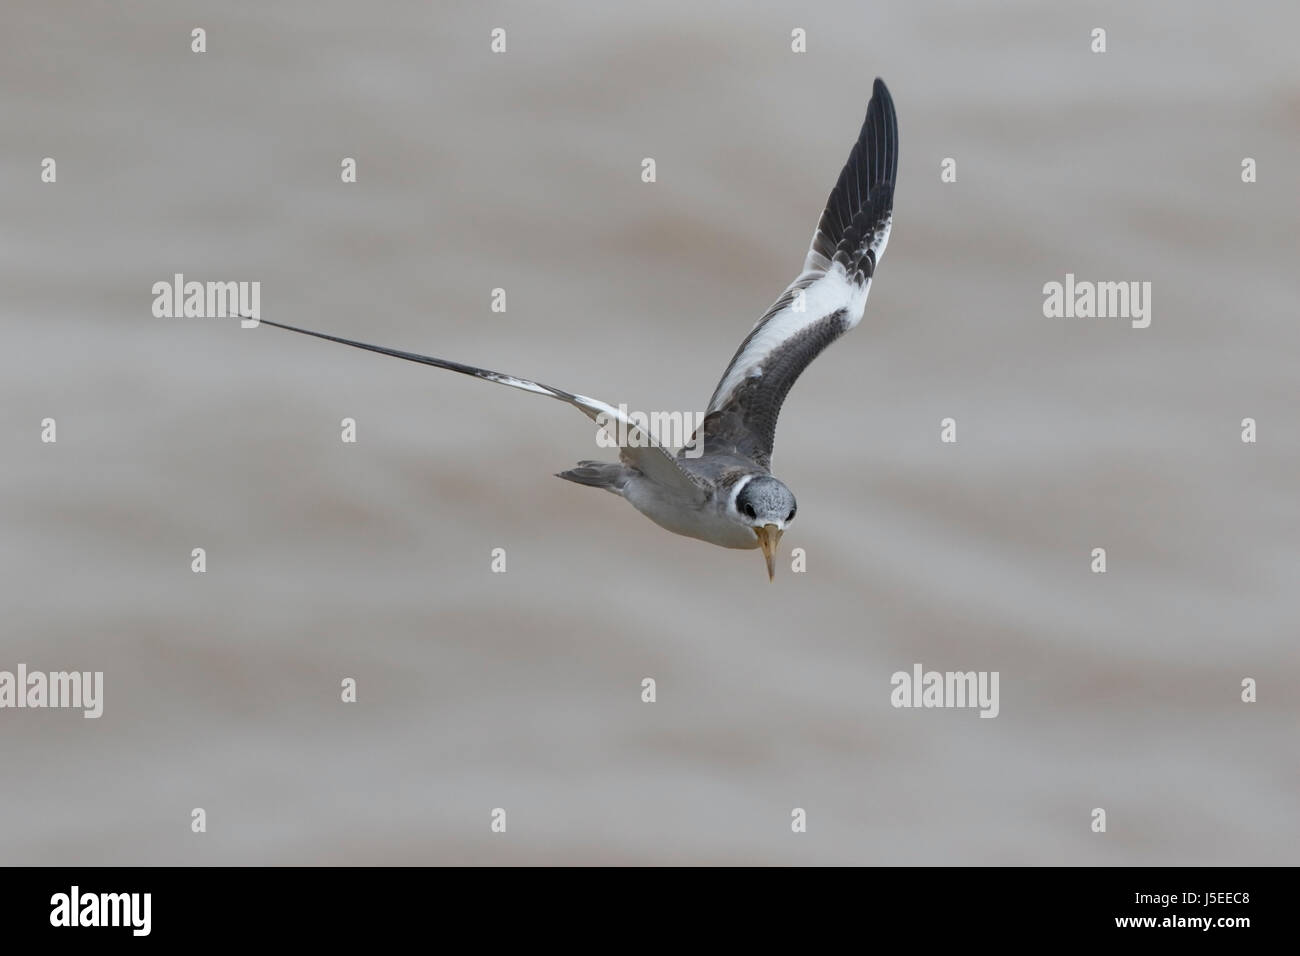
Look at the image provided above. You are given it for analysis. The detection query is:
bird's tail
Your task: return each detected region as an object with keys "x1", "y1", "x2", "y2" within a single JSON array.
[{"x1": 555, "y1": 460, "x2": 628, "y2": 495}]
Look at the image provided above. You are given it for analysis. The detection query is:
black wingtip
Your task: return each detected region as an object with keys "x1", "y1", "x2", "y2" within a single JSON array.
[
  {"x1": 805, "y1": 76, "x2": 898, "y2": 279},
  {"x1": 866, "y1": 78, "x2": 899, "y2": 190}
]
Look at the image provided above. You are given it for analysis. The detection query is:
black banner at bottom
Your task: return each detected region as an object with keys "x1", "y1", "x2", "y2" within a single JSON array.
[{"x1": 0, "y1": 865, "x2": 1277, "y2": 941}]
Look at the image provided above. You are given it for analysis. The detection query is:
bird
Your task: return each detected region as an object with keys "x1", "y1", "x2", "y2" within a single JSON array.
[{"x1": 250, "y1": 78, "x2": 897, "y2": 580}]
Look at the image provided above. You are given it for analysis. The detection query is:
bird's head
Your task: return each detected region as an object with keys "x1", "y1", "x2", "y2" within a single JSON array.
[{"x1": 731, "y1": 475, "x2": 797, "y2": 581}]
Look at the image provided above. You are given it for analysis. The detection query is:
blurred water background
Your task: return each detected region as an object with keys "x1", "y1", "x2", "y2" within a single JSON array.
[{"x1": 1, "y1": 0, "x2": 1296, "y2": 864}]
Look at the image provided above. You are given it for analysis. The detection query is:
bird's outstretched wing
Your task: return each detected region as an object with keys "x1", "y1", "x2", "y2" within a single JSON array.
[
  {"x1": 689, "y1": 77, "x2": 898, "y2": 471},
  {"x1": 251, "y1": 319, "x2": 707, "y2": 500}
]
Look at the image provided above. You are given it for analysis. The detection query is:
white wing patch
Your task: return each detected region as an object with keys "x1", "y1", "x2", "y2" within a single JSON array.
[
  {"x1": 708, "y1": 262, "x2": 870, "y2": 414},
  {"x1": 480, "y1": 371, "x2": 557, "y2": 397},
  {"x1": 708, "y1": 194, "x2": 892, "y2": 417}
]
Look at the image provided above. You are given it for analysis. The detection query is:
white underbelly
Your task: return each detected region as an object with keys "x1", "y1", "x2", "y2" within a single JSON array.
[{"x1": 622, "y1": 478, "x2": 758, "y2": 550}]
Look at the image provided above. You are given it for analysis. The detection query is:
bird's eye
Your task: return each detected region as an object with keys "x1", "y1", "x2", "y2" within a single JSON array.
[
  {"x1": 786, "y1": 508, "x2": 796, "y2": 522},
  {"x1": 743, "y1": 503, "x2": 756, "y2": 519}
]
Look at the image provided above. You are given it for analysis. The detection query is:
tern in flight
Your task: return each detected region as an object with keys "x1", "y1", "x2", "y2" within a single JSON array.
[{"x1": 252, "y1": 79, "x2": 897, "y2": 580}]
